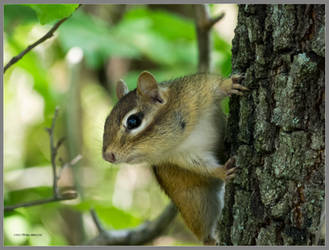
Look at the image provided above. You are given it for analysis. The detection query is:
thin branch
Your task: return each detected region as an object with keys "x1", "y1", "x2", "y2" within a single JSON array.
[
  {"x1": 207, "y1": 13, "x2": 225, "y2": 30},
  {"x1": 47, "y1": 106, "x2": 60, "y2": 196},
  {"x1": 4, "y1": 108, "x2": 81, "y2": 212},
  {"x1": 90, "y1": 209, "x2": 107, "y2": 234},
  {"x1": 58, "y1": 154, "x2": 83, "y2": 179},
  {"x1": 87, "y1": 202, "x2": 178, "y2": 245},
  {"x1": 4, "y1": 193, "x2": 78, "y2": 212},
  {"x1": 194, "y1": 4, "x2": 225, "y2": 73},
  {"x1": 4, "y1": 18, "x2": 68, "y2": 73},
  {"x1": 3, "y1": 4, "x2": 81, "y2": 74},
  {"x1": 56, "y1": 137, "x2": 66, "y2": 152}
]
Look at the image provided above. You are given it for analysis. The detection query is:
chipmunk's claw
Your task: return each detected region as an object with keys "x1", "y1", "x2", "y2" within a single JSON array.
[
  {"x1": 223, "y1": 157, "x2": 237, "y2": 181},
  {"x1": 231, "y1": 73, "x2": 245, "y2": 82},
  {"x1": 230, "y1": 74, "x2": 249, "y2": 96},
  {"x1": 233, "y1": 83, "x2": 249, "y2": 91},
  {"x1": 228, "y1": 82, "x2": 249, "y2": 96},
  {"x1": 213, "y1": 157, "x2": 237, "y2": 181}
]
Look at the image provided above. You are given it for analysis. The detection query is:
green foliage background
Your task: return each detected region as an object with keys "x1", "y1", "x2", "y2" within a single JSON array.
[{"x1": 3, "y1": 4, "x2": 235, "y2": 246}]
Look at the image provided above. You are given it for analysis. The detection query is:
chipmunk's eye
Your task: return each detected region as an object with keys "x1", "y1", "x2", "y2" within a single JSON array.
[{"x1": 126, "y1": 114, "x2": 142, "y2": 130}]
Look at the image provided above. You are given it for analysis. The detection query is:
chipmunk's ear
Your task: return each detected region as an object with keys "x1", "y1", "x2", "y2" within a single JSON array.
[
  {"x1": 137, "y1": 71, "x2": 164, "y2": 103},
  {"x1": 116, "y1": 79, "x2": 129, "y2": 99}
]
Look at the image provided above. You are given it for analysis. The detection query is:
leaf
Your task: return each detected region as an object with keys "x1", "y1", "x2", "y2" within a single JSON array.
[
  {"x1": 115, "y1": 20, "x2": 176, "y2": 65},
  {"x1": 123, "y1": 7, "x2": 195, "y2": 42},
  {"x1": 117, "y1": 7, "x2": 197, "y2": 62},
  {"x1": 71, "y1": 200, "x2": 142, "y2": 229},
  {"x1": 115, "y1": 11, "x2": 197, "y2": 68},
  {"x1": 4, "y1": 5, "x2": 38, "y2": 35},
  {"x1": 6, "y1": 35, "x2": 58, "y2": 116},
  {"x1": 57, "y1": 7, "x2": 197, "y2": 70},
  {"x1": 58, "y1": 11, "x2": 140, "y2": 68},
  {"x1": 94, "y1": 205, "x2": 141, "y2": 229},
  {"x1": 28, "y1": 4, "x2": 79, "y2": 25},
  {"x1": 4, "y1": 186, "x2": 53, "y2": 208}
]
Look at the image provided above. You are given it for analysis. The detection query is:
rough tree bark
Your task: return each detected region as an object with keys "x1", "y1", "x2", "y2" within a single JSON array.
[{"x1": 217, "y1": 5, "x2": 325, "y2": 245}]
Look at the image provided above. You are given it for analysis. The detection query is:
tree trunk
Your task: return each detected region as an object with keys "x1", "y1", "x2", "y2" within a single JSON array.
[{"x1": 218, "y1": 4, "x2": 325, "y2": 245}]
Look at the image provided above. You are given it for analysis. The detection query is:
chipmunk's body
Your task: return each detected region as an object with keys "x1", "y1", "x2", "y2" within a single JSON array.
[{"x1": 102, "y1": 71, "x2": 247, "y2": 244}]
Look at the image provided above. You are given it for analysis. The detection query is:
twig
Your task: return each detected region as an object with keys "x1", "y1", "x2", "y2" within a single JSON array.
[
  {"x1": 90, "y1": 209, "x2": 106, "y2": 234},
  {"x1": 4, "y1": 18, "x2": 68, "y2": 73},
  {"x1": 87, "y1": 202, "x2": 178, "y2": 245},
  {"x1": 56, "y1": 137, "x2": 66, "y2": 152},
  {"x1": 4, "y1": 107, "x2": 81, "y2": 212},
  {"x1": 3, "y1": 4, "x2": 81, "y2": 74},
  {"x1": 47, "y1": 107, "x2": 60, "y2": 196},
  {"x1": 194, "y1": 4, "x2": 225, "y2": 73},
  {"x1": 58, "y1": 154, "x2": 83, "y2": 179},
  {"x1": 207, "y1": 13, "x2": 225, "y2": 30},
  {"x1": 4, "y1": 193, "x2": 78, "y2": 212}
]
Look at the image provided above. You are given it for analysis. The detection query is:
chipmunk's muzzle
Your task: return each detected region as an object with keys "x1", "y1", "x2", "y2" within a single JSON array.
[{"x1": 103, "y1": 150, "x2": 116, "y2": 163}]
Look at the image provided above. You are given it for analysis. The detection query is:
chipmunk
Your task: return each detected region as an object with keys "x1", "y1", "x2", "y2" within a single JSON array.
[{"x1": 102, "y1": 71, "x2": 247, "y2": 245}]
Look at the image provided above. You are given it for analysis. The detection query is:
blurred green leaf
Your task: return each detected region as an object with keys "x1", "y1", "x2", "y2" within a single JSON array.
[
  {"x1": 116, "y1": 7, "x2": 197, "y2": 68},
  {"x1": 3, "y1": 209, "x2": 23, "y2": 218},
  {"x1": 57, "y1": 7, "x2": 198, "y2": 70},
  {"x1": 115, "y1": 19, "x2": 196, "y2": 67},
  {"x1": 58, "y1": 11, "x2": 140, "y2": 68},
  {"x1": 72, "y1": 200, "x2": 141, "y2": 229},
  {"x1": 123, "y1": 7, "x2": 195, "y2": 42},
  {"x1": 6, "y1": 35, "x2": 58, "y2": 116},
  {"x1": 4, "y1": 5, "x2": 38, "y2": 35},
  {"x1": 4, "y1": 186, "x2": 53, "y2": 208},
  {"x1": 28, "y1": 4, "x2": 79, "y2": 25},
  {"x1": 24, "y1": 124, "x2": 52, "y2": 167},
  {"x1": 71, "y1": 200, "x2": 94, "y2": 211},
  {"x1": 95, "y1": 205, "x2": 141, "y2": 229}
]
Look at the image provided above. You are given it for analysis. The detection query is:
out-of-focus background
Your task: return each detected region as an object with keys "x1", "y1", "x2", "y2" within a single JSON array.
[{"x1": 3, "y1": 4, "x2": 238, "y2": 246}]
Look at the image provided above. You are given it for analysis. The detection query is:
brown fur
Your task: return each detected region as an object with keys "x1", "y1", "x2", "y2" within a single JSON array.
[
  {"x1": 103, "y1": 72, "x2": 247, "y2": 244},
  {"x1": 103, "y1": 73, "x2": 229, "y2": 164},
  {"x1": 152, "y1": 163, "x2": 224, "y2": 243}
]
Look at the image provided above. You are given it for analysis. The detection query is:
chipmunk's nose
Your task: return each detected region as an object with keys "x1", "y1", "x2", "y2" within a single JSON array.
[{"x1": 103, "y1": 151, "x2": 116, "y2": 163}]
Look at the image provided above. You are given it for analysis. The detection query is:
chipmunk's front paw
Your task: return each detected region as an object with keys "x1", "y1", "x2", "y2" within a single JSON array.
[
  {"x1": 229, "y1": 74, "x2": 249, "y2": 96},
  {"x1": 223, "y1": 157, "x2": 236, "y2": 181},
  {"x1": 231, "y1": 73, "x2": 244, "y2": 83},
  {"x1": 213, "y1": 157, "x2": 237, "y2": 182}
]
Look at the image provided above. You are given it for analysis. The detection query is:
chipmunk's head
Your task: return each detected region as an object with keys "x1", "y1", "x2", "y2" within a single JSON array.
[{"x1": 102, "y1": 71, "x2": 170, "y2": 165}]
